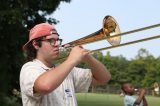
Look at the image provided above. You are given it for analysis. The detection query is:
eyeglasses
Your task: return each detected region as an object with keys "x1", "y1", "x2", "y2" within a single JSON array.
[{"x1": 40, "y1": 38, "x2": 63, "y2": 46}]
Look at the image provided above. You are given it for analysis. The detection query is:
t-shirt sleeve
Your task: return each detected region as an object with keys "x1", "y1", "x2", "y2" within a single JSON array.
[
  {"x1": 20, "y1": 63, "x2": 46, "y2": 99},
  {"x1": 72, "y1": 67, "x2": 92, "y2": 93}
]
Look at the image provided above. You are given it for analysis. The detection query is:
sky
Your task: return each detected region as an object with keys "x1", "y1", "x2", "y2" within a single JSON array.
[{"x1": 51, "y1": 0, "x2": 160, "y2": 59}]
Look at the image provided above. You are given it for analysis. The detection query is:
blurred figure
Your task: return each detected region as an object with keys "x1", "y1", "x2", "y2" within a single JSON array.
[
  {"x1": 120, "y1": 90, "x2": 125, "y2": 97},
  {"x1": 121, "y1": 82, "x2": 148, "y2": 106},
  {"x1": 153, "y1": 82, "x2": 159, "y2": 96}
]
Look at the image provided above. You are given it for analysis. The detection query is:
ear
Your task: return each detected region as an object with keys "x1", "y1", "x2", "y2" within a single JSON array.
[{"x1": 32, "y1": 40, "x2": 40, "y2": 50}]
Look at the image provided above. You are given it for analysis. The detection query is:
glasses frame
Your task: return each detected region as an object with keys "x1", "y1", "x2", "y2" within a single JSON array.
[{"x1": 40, "y1": 37, "x2": 63, "y2": 46}]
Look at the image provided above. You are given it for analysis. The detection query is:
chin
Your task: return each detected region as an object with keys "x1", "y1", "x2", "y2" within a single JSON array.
[
  {"x1": 52, "y1": 55, "x2": 59, "y2": 59},
  {"x1": 48, "y1": 54, "x2": 57, "y2": 60}
]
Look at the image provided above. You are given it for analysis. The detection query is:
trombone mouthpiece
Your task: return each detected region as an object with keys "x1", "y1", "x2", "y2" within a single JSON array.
[{"x1": 134, "y1": 88, "x2": 138, "y2": 91}]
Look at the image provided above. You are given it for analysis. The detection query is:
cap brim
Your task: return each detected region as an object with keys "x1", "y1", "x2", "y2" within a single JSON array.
[{"x1": 23, "y1": 41, "x2": 31, "y2": 51}]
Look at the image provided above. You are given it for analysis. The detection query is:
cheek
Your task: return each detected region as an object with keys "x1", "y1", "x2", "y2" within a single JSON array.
[
  {"x1": 40, "y1": 44, "x2": 51, "y2": 54},
  {"x1": 43, "y1": 46, "x2": 56, "y2": 56},
  {"x1": 42, "y1": 43, "x2": 52, "y2": 51},
  {"x1": 43, "y1": 47, "x2": 53, "y2": 55},
  {"x1": 41, "y1": 44, "x2": 59, "y2": 57}
]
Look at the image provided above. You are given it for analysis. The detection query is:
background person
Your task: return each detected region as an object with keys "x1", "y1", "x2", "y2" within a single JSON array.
[
  {"x1": 121, "y1": 82, "x2": 148, "y2": 106},
  {"x1": 19, "y1": 23, "x2": 111, "y2": 106},
  {"x1": 153, "y1": 82, "x2": 159, "y2": 96}
]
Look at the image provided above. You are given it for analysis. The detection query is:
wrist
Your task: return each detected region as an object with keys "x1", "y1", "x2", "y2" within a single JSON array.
[
  {"x1": 83, "y1": 54, "x2": 93, "y2": 62},
  {"x1": 65, "y1": 57, "x2": 79, "y2": 67}
]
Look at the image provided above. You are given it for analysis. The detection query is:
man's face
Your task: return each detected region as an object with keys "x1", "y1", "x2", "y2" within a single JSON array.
[{"x1": 38, "y1": 34, "x2": 62, "y2": 61}]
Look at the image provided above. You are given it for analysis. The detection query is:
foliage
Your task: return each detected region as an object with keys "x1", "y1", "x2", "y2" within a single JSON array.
[
  {"x1": 0, "y1": 0, "x2": 71, "y2": 105},
  {"x1": 79, "y1": 49, "x2": 160, "y2": 88},
  {"x1": 0, "y1": 0, "x2": 160, "y2": 105}
]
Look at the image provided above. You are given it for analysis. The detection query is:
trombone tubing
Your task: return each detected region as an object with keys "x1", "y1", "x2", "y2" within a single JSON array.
[
  {"x1": 58, "y1": 34, "x2": 160, "y2": 61},
  {"x1": 92, "y1": 23, "x2": 160, "y2": 44},
  {"x1": 91, "y1": 34, "x2": 160, "y2": 52},
  {"x1": 58, "y1": 23, "x2": 160, "y2": 60},
  {"x1": 113, "y1": 23, "x2": 160, "y2": 38}
]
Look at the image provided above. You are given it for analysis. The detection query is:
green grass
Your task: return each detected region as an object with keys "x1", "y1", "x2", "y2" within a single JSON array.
[{"x1": 76, "y1": 93, "x2": 160, "y2": 106}]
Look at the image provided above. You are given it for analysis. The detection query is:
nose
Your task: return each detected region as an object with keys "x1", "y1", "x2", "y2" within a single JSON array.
[{"x1": 54, "y1": 40, "x2": 60, "y2": 46}]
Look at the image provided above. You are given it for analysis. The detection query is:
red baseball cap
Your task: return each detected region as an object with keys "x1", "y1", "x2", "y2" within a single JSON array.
[{"x1": 23, "y1": 23, "x2": 56, "y2": 51}]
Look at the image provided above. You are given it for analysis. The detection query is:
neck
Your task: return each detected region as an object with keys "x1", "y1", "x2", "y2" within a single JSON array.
[
  {"x1": 125, "y1": 93, "x2": 133, "y2": 96},
  {"x1": 37, "y1": 57, "x2": 54, "y2": 68},
  {"x1": 44, "y1": 59, "x2": 54, "y2": 68}
]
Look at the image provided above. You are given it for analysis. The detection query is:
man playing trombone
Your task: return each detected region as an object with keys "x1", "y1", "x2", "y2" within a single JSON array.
[{"x1": 19, "y1": 23, "x2": 111, "y2": 106}]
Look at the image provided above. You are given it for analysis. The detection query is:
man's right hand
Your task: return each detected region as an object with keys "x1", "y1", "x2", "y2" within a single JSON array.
[{"x1": 67, "y1": 45, "x2": 90, "y2": 66}]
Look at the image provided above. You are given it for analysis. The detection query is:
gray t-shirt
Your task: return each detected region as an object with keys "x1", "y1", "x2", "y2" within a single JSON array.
[
  {"x1": 20, "y1": 59, "x2": 92, "y2": 106},
  {"x1": 124, "y1": 95, "x2": 143, "y2": 106}
]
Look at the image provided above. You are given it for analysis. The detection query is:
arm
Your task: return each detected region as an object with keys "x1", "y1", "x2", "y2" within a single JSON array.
[
  {"x1": 134, "y1": 89, "x2": 146, "y2": 105},
  {"x1": 142, "y1": 96, "x2": 148, "y2": 106},
  {"x1": 34, "y1": 46, "x2": 90, "y2": 95},
  {"x1": 83, "y1": 54, "x2": 111, "y2": 86}
]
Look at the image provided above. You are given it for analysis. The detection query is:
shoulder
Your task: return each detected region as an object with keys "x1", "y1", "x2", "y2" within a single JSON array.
[
  {"x1": 21, "y1": 61, "x2": 38, "y2": 71},
  {"x1": 125, "y1": 95, "x2": 136, "y2": 102},
  {"x1": 20, "y1": 60, "x2": 47, "y2": 76},
  {"x1": 124, "y1": 95, "x2": 136, "y2": 106},
  {"x1": 22, "y1": 61, "x2": 37, "y2": 67},
  {"x1": 21, "y1": 59, "x2": 48, "y2": 71},
  {"x1": 20, "y1": 60, "x2": 47, "y2": 84}
]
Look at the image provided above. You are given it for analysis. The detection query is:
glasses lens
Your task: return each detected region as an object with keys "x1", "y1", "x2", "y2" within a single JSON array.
[
  {"x1": 49, "y1": 39, "x2": 56, "y2": 45},
  {"x1": 41, "y1": 38, "x2": 62, "y2": 46},
  {"x1": 49, "y1": 38, "x2": 62, "y2": 45}
]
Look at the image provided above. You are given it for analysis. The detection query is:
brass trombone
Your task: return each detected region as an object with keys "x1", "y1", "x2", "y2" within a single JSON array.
[
  {"x1": 135, "y1": 83, "x2": 160, "y2": 95},
  {"x1": 59, "y1": 15, "x2": 160, "y2": 59},
  {"x1": 62, "y1": 15, "x2": 121, "y2": 48}
]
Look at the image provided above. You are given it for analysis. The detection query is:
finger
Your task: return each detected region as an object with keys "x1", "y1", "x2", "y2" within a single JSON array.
[
  {"x1": 82, "y1": 49, "x2": 91, "y2": 55},
  {"x1": 64, "y1": 44, "x2": 71, "y2": 48},
  {"x1": 78, "y1": 45, "x2": 83, "y2": 49}
]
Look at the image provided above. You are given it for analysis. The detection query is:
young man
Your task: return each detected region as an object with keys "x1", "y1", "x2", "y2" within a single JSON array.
[
  {"x1": 20, "y1": 23, "x2": 111, "y2": 106},
  {"x1": 121, "y1": 82, "x2": 148, "y2": 106}
]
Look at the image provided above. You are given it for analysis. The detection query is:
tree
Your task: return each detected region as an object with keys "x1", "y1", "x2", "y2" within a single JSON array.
[
  {"x1": 128, "y1": 48, "x2": 157, "y2": 87},
  {"x1": 0, "y1": 0, "x2": 71, "y2": 105},
  {"x1": 92, "y1": 51, "x2": 129, "y2": 87},
  {"x1": 142, "y1": 55, "x2": 160, "y2": 87}
]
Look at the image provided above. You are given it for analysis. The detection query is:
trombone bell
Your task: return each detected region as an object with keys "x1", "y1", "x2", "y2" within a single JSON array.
[
  {"x1": 63, "y1": 15, "x2": 121, "y2": 47},
  {"x1": 103, "y1": 15, "x2": 121, "y2": 46}
]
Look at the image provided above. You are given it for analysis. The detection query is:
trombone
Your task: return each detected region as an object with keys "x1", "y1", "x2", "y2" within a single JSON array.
[
  {"x1": 59, "y1": 15, "x2": 160, "y2": 59},
  {"x1": 62, "y1": 15, "x2": 121, "y2": 48},
  {"x1": 135, "y1": 83, "x2": 160, "y2": 95}
]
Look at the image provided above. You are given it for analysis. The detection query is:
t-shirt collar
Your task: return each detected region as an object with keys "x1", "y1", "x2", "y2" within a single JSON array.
[{"x1": 33, "y1": 59, "x2": 52, "y2": 70}]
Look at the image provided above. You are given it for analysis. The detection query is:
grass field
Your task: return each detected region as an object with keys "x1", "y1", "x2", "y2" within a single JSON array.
[{"x1": 76, "y1": 93, "x2": 160, "y2": 106}]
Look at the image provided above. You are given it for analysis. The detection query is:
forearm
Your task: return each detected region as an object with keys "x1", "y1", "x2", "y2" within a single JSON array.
[
  {"x1": 143, "y1": 97, "x2": 148, "y2": 106},
  {"x1": 83, "y1": 55, "x2": 111, "y2": 85},
  {"x1": 134, "y1": 90, "x2": 145, "y2": 105},
  {"x1": 34, "y1": 59, "x2": 76, "y2": 95}
]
